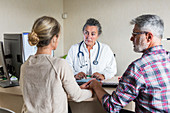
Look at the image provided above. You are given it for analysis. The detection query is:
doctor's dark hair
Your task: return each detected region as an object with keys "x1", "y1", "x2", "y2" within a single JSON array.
[
  {"x1": 130, "y1": 14, "x2": 164, "y2": 39},
  {"x1": 28, "y1": 16, "x2": 61, "y2": 47},
  {"x1": 82, "y1": 18, "x2": 102, "y2": 36}
]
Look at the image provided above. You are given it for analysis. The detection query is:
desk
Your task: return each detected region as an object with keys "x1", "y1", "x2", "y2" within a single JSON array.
[
  {"x1": 69, "y1": 87, "x2": 135, "y2": 113},
  {"x1": 0, "y1": 77, "x2": 135, "y2": 113},
  {"x1": 0, "y1": 86, "x2": 23, "y2": 113}
]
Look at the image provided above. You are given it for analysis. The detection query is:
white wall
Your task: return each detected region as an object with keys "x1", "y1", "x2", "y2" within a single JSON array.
[
  {"x1": 0, "y1": 0, "x2": 170, "y2": 76},
  {"x1": 0, "y1": 0, "x2": 64, "y2": 57},
  {"x1": 63, "y1": 0, "x2": 170, "y2": 76}
]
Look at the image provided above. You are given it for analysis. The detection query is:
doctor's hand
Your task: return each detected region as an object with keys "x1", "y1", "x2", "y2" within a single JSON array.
[
  {"x1": 75, "y1": 72, "x2": 86, "y2": 80},
  {"x1": 91, "y1": 72, "x2": 105, "y2": 80}
]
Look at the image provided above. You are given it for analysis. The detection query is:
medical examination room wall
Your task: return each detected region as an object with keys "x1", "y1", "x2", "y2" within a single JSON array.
[
  {"x1": 0, "y1": 0, "x2": 64, "y2": 58},
  {"x1": 63, "y1": 0, "x2": 170, "y2": 76},
  {"x1": 0, "y1": 0, "x2": 170, "y2": 76}
]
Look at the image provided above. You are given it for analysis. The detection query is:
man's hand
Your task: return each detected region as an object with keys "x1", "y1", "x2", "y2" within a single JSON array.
[
  {"x1": 89, "y1": 79, "x2": 102, "y2": 89},
  {"x1": 88, "y1": 79, "x2": 108, "y2": 103},
  {"x1": 80, "y1": 79, "x2": 95, "y2": 89}
]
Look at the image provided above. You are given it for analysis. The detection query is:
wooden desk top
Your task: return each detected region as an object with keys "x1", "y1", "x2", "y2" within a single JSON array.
[
  {"x1": 0, "y1": 86, "x2": 116, "y2": 101},
  {"x1": 0, "y1": 76, "x2": 134, "y2": 111},
  {"x1": 0, "y1": 76, "x2": 120, "y2": 99},
  {"x1": 0, "y1": 86, "x2": 21, "y2": 95}
]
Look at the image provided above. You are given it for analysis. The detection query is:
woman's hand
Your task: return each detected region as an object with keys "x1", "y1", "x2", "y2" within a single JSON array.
[
  {"x1": 91, "y1": 72, "x2": 105, "y2": 80},
  {"x1": 74, "y1": 72, "x2": 86, "y2": 80}
]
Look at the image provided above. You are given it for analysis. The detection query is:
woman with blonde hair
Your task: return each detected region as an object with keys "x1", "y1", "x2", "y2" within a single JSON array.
[{"x1": 19, "y1": 16, "x2": 92, "y2": 113}]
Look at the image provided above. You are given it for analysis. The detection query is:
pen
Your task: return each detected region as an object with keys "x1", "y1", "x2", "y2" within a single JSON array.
[{"x1": 86, "y1": 75, "x2": 91, "y2": 77}]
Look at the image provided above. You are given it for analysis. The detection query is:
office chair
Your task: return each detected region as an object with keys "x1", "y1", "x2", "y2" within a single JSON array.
[{"x1": 0, "y1": 107, "x2": 15, "y2": 113}]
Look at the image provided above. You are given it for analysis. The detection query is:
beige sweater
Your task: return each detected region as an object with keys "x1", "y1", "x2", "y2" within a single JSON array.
[{"x1": 19, "y1": 54, "x2": 92, "y2": 113}]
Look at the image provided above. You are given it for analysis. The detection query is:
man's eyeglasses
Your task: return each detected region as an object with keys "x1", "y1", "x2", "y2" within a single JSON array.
[{"x1": 132, "y1": 31, "x2": 148, "y2": 37}]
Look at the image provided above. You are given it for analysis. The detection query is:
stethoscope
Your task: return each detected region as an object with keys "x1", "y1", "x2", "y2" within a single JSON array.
[{"x1": 77, "y1": 41, "x2": 100, "y2": 68}]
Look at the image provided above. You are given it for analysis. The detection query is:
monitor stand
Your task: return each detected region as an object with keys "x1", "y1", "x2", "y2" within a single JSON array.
[{"x1": 0, "y1": 80, "x2": 19, "y2": 88}]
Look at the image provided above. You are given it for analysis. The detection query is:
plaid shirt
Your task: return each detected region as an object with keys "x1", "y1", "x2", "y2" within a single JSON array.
[{"x1": 102, "y1": 45, "x2": 170, "y2": 113}]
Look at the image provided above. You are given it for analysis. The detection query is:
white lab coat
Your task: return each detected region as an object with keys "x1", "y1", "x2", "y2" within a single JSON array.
[{"x1": 66, "y1": 41, "x2": 117, "y2": 79}]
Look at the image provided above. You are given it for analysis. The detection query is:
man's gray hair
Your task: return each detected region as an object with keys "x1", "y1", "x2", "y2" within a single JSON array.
[{"x1": 130, "y1": 14, "x2": 164, "y2": 39}]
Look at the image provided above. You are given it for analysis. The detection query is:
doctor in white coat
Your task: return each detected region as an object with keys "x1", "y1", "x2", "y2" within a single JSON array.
[{"x1": 66, "y1": 18, "x2": 117, "y2": 80}]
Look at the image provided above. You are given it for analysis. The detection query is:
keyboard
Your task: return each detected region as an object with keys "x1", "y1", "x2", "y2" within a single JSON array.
[{"x1": 0, "y1": 80, "x2": 19, "y2": 88}]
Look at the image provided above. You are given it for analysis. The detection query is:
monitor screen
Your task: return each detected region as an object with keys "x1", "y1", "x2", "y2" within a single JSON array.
[
  {"x1": 22, "y1": 32, "x2": 37, "y2": 62},
  {"x1": 22, "y1": 32, "x2": 54, "y2": 62}
]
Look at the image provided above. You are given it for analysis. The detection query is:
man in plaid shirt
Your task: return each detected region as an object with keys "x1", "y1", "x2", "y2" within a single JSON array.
[{"x1": 88, "y1": 14, "x2": 170, "y2": 113}]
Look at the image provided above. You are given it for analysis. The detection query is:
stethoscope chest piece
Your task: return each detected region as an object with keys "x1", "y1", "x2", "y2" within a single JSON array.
[{"x1": 93, "y1": 60, "x2": 98, "y2": 65}]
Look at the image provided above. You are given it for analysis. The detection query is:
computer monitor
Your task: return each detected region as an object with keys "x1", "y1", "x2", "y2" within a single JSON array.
[
  {"x1": 0, "y1": 33, "x2": 37, "y2": 88},
  {"x1": 0, "y1": 41, "x2": 19, "y2": 88},
  {"x1": 3, "y1": 33, "x2": 54, "y2": 80},
  {"x1": 1, "y1": 33, "x2": 55, "y2": 88},
  {"x1": 4, "y1": 34, "x2": 23, "y2": 80},
  {"x1": 0, "y1": 41, "x2": 10, "y2": 81}
]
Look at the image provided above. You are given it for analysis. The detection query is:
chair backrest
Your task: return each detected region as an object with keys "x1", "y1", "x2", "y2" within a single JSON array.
[{"x1": 0, "y1": 107, "x2": 15, "y2": 113}]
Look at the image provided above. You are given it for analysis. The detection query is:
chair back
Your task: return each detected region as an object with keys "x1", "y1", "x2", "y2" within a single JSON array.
[{"x1": 0, "y1": 107, "x2": 15, "y2": 113}]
